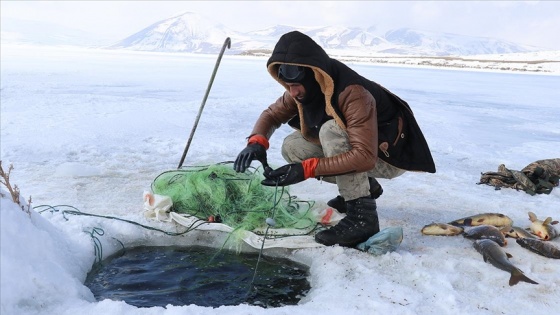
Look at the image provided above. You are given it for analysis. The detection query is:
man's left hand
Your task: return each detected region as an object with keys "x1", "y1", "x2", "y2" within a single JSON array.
[{"x1": 261, "y1": 163, "x2": 305, "y2": 186}]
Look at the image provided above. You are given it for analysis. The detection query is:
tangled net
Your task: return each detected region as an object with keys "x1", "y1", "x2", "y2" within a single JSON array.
[{"x1": 151, "y1": 162, "x2": 317, "y2": 235}]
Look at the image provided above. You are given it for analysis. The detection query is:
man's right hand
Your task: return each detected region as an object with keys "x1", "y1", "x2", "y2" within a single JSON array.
[{"x1": 234, "y1": 143, "x2": 267, "y2": 173}]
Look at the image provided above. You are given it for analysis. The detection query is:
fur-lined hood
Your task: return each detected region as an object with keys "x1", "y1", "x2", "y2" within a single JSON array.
[{"x1": 266, "y1": 31, "x2": 345, "y2": 132}]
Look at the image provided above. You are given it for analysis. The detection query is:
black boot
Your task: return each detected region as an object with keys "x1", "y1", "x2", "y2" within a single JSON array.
[
  {"x1": 327, "y1": 177, "x2": 383, "y2": 213},
  {"x1": 315, "y1": 196, "x2": 380, "y2": 247}
]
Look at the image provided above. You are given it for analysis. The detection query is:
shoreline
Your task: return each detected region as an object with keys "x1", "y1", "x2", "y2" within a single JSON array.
[
  {"x1": 333, "y1": 55, "x2": 559, "y2": 74},
  {"x1": 240, "y1": 50, "x2": 560, "y2": 74},
  {"x1": 2, "y1": 43, "x2": 559, "y2": 75}
]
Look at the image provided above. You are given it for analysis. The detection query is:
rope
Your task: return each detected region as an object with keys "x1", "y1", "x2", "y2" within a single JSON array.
[
  {"x1": 34, "y1": 204, "x2": 209, "y2": 236},
  {"x1": 34, "y1": 204, "x2": 212, "y2": 266},
  {"x1": 247, "y1": 179, "x2": 280, "y2": 297},
  {"x1": 87, "y1": 227, "x2": 105, "y2": 264}
]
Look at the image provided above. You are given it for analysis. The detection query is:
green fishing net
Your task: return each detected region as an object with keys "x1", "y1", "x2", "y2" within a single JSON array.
[{"x1": 151, "y1": 162, "x2": 317, "y2": 234}]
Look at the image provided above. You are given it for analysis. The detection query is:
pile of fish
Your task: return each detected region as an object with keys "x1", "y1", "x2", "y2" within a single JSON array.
[{"x1": 421, "y1": 211, "x2": 559, "y2": 286}]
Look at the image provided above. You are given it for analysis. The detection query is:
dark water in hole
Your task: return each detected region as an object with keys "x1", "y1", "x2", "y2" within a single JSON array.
[{"x1": 85, "y1": 246, "x2": 310, "y2": 308}]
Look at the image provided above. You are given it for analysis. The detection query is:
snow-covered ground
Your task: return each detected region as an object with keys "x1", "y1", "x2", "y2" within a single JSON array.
[{"x1": 1, "y1": 44, "x2": 559, "y2": 315}]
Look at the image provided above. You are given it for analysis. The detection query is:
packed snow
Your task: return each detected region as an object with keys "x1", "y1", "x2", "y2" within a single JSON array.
[{"x1": 1, "y1": 44, "x2": 559, "y2": 315}]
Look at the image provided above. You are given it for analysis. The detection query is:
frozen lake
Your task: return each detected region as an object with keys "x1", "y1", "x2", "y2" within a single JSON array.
[{"x1": 1, "y1": 44, "x2": 559, "y2": 315}]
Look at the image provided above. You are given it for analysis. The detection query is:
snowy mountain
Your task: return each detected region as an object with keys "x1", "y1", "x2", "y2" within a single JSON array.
[
  {"x1": 108, "y1": 13, "x2": 541, "y2": 56},
  {"x1": 108, "y1": 12, "x2": 246, "y2": 53},
  {"x1": 306, "y1": 26, "x2": 389, "y2": 49},
  {"x1": 2, "y1": 12, "x2": 544, "y2": 56}
]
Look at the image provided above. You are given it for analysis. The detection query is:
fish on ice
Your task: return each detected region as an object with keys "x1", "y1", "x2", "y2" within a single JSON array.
[
  {"x1": 421, "y1": 223, "x2": 464, "y2": 236},
  {"x1": 516, "y1": 237, "x2": 560, "y2": 259},
  {"x1": 463, "y1": 225, "x2": 508, "y2": 246},
  {"x1": 449, "y1": 212, "x2": 513, "y2": 227},
  {"x1": 473, "y1": 239, "x2": 538, "y2": 286},
  {"x1": 502, "y1": 226, "x2": 537, "y2": 239},
  {"x1": 527, "y1": 211, "x2": 559, "y2": 240}
]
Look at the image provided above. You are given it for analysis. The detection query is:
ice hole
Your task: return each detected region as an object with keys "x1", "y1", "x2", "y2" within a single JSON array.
[{"x1": 85, "y1": 245, "x2": 311, "y2": 308}]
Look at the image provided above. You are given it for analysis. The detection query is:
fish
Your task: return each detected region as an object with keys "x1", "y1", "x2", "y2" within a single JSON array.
[
  {"x1": 502, "y1": 226, "x2": 537, "y2": 239},
  {"x1": 463, "y1": 225, "x2": 508, "y2": 246},
  {"x1": 528, "y1": 211, "x2": 559, "y2": 240},
  {"x1": 516, "y1": 238, "x2": 560, "y2": 259},
  {"x1": 449, "y1": 213, "x2": 513, "y2": 227},
  {"x1": 473, "y1": 239, "x2": 538, "y2": 286},
  {"x1": 421, "y1": 223, "x2": 464, "y2": 236}
]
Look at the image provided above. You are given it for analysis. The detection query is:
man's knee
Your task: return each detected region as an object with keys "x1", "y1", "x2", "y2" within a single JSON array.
[
  {"x1": 369, "y1": 159, "x2": 406, "y2": 179},
  {"x1": 319, "y1": 120, "x2": 352, "y2": 156},
  {"x1": 281, "y1": 133, "x2": 301, "y2": 163},
  {"x1": 281, "y1": 132, "x2": 324, "y2": 163},
  {"x1": 318, "y1": 120, "x2": 344, "y2": 141}
]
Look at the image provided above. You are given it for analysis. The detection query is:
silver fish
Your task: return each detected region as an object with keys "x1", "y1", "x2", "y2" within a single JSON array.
[
  {"x1": 421, "y1": 223, "x2": 464, "y2": 236},
  {"x1": 516, "y1": 238, "x2": 560, "y2": 259},
  {"x1": 463, "y1": 225, "x2": 507, "y2": 246},
  {"x1": 449, "y1": 212, "x2": 513, "y2": 227},
  {"x1": 473, "y1": 239, "x2": 538, "y2": 286},
  {"x1": 502, "y1": 226, "x2": 537, "y2": 239},
  {"x1": 528, "y1": 211, "x2": 559, "y2": 240}
]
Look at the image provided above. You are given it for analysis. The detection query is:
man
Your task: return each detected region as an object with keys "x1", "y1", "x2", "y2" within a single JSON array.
[{"x1": 234, "y1": 31, "x2": 436, "y2": 247}]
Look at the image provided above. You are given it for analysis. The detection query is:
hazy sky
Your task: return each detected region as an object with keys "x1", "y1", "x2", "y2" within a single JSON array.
[{"x1": 2, "y1": 1, "x2": 559, "y2": 50}]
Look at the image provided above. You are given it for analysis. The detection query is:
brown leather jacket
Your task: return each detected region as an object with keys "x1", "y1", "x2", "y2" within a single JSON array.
[
  {"x1": 251, "y1": 85, "x2": 378, "y2": 177},
  {"x1": 250, "y1": 31, "x2": 436, "y2": 177}
]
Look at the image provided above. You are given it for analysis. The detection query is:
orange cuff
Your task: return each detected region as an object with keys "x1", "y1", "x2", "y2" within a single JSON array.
[
  {"x1": 247, "y1": 134, "x2": 269, "y2": 150},
  {"x1": 302, "y1": 158, "x2": 319, "y2": 179}
]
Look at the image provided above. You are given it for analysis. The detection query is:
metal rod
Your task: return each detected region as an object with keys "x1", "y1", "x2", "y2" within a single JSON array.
[{"x1": 177, "y1": 37, "x2": 231, "y2": 169}]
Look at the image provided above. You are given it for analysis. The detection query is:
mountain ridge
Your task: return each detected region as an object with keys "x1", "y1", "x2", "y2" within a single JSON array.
[
  {"x1": 106, "y1": 12, "x2": 543, "y2": 56},
  {"x1": 2, "y1": 12, "x2": 547, "y2": 56}
]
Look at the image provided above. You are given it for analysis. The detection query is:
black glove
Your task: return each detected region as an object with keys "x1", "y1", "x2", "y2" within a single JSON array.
[
  {"x1": 261, "y1": 163, "x2": 305, "y2": 186},
  {"x1": 234, "y1": 143, "x2": 267, "y2": 173}
]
